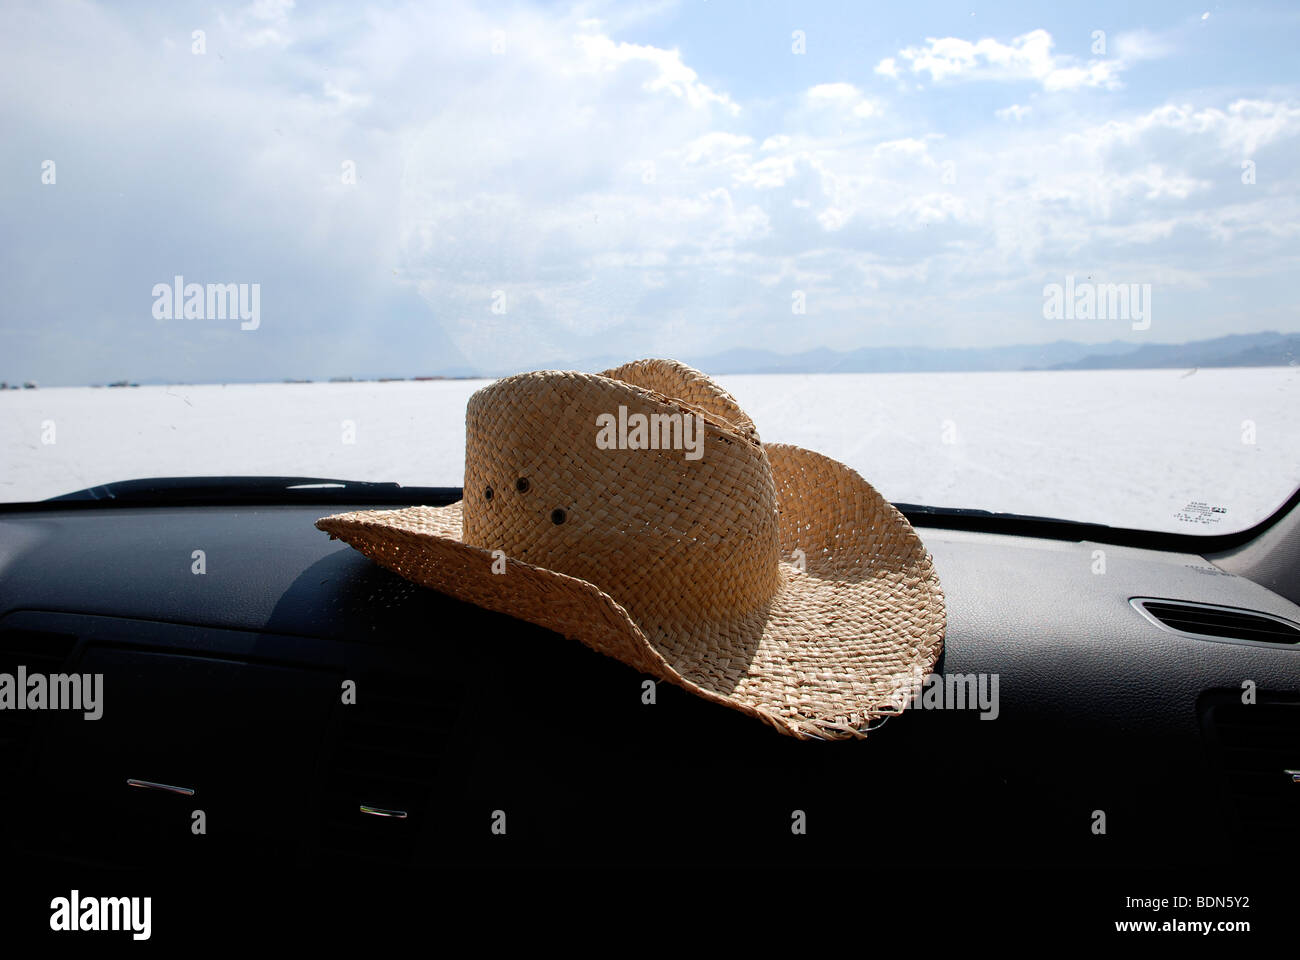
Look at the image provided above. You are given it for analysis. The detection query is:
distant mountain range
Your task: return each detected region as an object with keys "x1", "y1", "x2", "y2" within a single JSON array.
[
  {"x1": 672, "y1": 331, "x2": 1300, "y2": 376},
  {"x1": 49, "y1": 330, "x2": 1300, "y2": 387},
  {"x1": 1045, "y1": 331, "x2": 1300, "y2": 371}
]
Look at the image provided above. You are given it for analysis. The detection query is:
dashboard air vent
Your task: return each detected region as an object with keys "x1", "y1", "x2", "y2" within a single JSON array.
[
  {"x1": 0, "y1": 628, "x2": 79, "y2": 773},
  {"x1": 313, "y1": 670, "x2": 464, "y2": 867},
  {"x1": 1200, "y1": 694, "x2": 1300, "y2": 843},
  {"x1": 1131, "y1": 598, "x2": 1300, "y2": 646}
]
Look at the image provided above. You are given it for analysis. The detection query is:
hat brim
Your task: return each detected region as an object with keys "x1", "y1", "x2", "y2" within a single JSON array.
[{"x1": 316, "y1": 442, "x2": 945, "y2": 740}]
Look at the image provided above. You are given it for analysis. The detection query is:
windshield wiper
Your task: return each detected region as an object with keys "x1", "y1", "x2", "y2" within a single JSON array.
[
  {"x1": 892, "y1": 499, "x2": 1164, "y2": 545},
  {"x1": 893, "y1": 502, "x2": 1086, "y2": 526},
  {"x1": 43, "y1": 476, "x2": 460, "y2": 506}
]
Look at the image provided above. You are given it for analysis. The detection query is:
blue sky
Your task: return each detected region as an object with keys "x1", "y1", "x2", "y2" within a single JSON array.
[{"x1": 2, "y1": 0, "x2": 1299, "y2": 384}]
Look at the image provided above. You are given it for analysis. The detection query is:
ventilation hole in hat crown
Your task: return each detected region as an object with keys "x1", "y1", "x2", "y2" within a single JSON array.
[
  {"x1": 516, "y1": 477, "x2": 530, "y2": 493},
  {"x1": 551, "y1": 508, "x2": 567, "y2": 525},
  {"x1": 484, "y1": 486, "x2": 494, "y2": 501}
]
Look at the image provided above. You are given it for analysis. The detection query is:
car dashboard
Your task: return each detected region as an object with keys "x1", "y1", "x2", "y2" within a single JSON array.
[{"x1": 1, "y1": 500, "x2": 1297, "y2": 872}]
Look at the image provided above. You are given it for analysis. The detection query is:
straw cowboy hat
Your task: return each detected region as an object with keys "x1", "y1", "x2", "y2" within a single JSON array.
[{"x1": 316, "y1": 358, "x2": 945, "y2": 740}]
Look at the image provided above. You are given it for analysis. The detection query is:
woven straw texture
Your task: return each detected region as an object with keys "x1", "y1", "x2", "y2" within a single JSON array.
[{"x1": 316, "y1": 359, "x2": 945, "y2": 740}]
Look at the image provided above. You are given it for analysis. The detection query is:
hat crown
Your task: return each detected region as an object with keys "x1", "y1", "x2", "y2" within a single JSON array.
[{"x1": 461, "y1": 366, "x2": 782, "y2": 623}]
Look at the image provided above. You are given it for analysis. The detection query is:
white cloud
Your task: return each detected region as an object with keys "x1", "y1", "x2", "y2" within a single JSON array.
[
  {"x1": 805, "y1": 82, "x2": 878, "y2": 118},
  {"x1": 879, "y1": 28, "x2": 1135, "y2": 91},
  {"x1": 572, "y1": 31, "x2": 740, "y2": 115},
  {"x1": 681, "y1": 131, "x2": 754, "y2": 164},
  {"x1": 1080, "y1": 99, "x2": 1300, "y2": 158},
  {"x1": 995, "y1": 104, "x2": 1032, "y2": 121},
  {"x1": 323, "y1": 81, "x2": 370, "y2": 110},
  {"x1": 222, "y1": 0, "x2": 296, "y2": 48}
]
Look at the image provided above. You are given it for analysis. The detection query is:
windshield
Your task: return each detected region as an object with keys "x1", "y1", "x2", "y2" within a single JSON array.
[{"x1": 2, "y1": 1, "x2": 1297, "y2": 534}]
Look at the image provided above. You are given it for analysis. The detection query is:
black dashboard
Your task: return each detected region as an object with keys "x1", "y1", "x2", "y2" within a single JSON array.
[{"x1": 2, "y1": 500, "x2": 1297, "y2": 875}]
